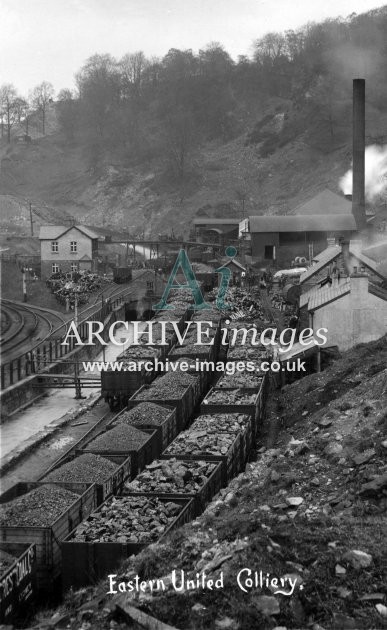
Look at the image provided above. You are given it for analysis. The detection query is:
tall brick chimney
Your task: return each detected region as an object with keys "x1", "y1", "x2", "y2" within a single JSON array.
[{"x1": 352, "y1": 79, "x2": 366, "y2": 230}]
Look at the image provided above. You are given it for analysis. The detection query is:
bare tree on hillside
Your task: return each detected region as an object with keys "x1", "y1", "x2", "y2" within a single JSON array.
[
  {"x1": 30, "y1": 81, "x2": 54, "y2": 134},
  {"x1": 120, "y1": 51, "x2": 149, "y2": 99},
  {"x1": 0, "y1": 83, "x2": 19, "y2": 143}
]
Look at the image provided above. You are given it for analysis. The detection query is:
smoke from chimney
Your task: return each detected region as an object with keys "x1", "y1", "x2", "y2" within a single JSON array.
[{"x1": 339, "y1": 144, "x2": 387, "y2": 202}]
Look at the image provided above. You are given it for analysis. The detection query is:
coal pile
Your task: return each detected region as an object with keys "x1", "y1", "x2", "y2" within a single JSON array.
[
  {"x1": 70, "y1": 496, "x2": 182, "y2": 543},
  {"x1": 85, "y1": 425, "x2": 150, "y2": 452},
  {"x1": 125, "y1": 459, "x2": 217, "y2": 494},
  {"x1": 0, "y1": 485, "x2": 80, "y2": 527},
  {"x1": 203, "y1": 389, "x2": 257, "y2": 405},
  {"x1": 46, "y1": 271, "x2": 111, "y2": 308},
  {"x1": 227, "y1": 345, "x2": 272, "y2": 360},
  {"x1": 217, "y1": 372, "x2": 263, "y2": 388},
  {"x1": 165, "y1": 428, "x2": 238, "y2": 456},
  {"x1": 119, "y1": 346, "x2": 161, "y2": 360},
  {"x1": 135, "y1": 374, "x2": 190, "y2": 399},
  {"x1": 113, "y1": 403, "x2": 171, "y2": 428},
  {"x1": 207, "y1": 287, "x2": 265, "y2": 323},
  {"x1": 192, "y1": 413, "x2": 250, "y2": 434},
  {"x1": 42, "y1": 454, "x2": 118, "y2": 484}
]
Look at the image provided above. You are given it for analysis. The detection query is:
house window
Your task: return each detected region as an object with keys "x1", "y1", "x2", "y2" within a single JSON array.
[
  {"x1": 51, "y1": 241, "x2": 58, "y2": 253},
  {"x1": 70, "y1": 241, "x2": 77, "y2": 252},
  {"x1": 52, "y1": 263, "x2": 59, "y2": 274},
  {"x1": 146, "y1": 281, "x2": 154, "y2": 290},
  {"x1": 71, "y1": 263, "x2": 78, "y2": 272}
]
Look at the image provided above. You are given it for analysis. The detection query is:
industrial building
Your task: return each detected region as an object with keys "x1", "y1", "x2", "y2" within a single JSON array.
[
  {"x1": 241, "y1": 212, "x2": 357, "y2": 265},
  {"x1": 192, "y1": 218, "x2": 240, "y2": 245}
]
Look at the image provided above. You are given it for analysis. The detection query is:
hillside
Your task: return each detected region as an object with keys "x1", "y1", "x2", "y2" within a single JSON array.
[
  {"x1": 1, "y1": 7, "x2": 387, "y2": 239},
  {"x1": 29, "y1": 335, "x2": 387, "y2": 630},
  {"x1": 1, "y1": 99, "x2": 386, "y2": 241}
]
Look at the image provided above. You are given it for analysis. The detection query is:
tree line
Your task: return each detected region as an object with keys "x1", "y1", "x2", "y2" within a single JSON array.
[
  {"x1": 0, "y1": 81, "x2": 54, "y2": 141},
  {"x1": 2, "y1": 7, "x2": 387, "y2": 176}
]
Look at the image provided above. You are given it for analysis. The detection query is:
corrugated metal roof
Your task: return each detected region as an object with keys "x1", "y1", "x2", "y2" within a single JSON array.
[
  {"x1": 307, "y1": 279, "x2": 351, "y2": 311},
  {"x1": 248, "y1": 214, "x2": 356, "y2": 233},
  {"x1": 300, "y1": 287, "x2": 316, "y2": 308},
  {"x1": 39, "y1": 225, "x2": 99, "y2": 240},
  {"x1": 295, "y1": 189, "x2": 352, "y2": 215},
  {"x1": 299, "y1": 246, "x2": 341, "y2": 284}
]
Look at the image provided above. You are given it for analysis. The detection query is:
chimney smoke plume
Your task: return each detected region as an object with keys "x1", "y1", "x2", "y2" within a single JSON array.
[{"x1": 339, "y1": 144, "x2": 387, "y2": 202}]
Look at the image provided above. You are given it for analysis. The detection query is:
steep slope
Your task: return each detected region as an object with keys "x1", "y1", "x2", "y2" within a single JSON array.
[{"x1": 1, "y1": 98, "x2": 387, "y2": 238}]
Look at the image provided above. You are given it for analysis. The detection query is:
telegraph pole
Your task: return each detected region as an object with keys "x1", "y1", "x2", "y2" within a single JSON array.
[
  {"x1": 29, "y1": 201, "x2": 34, "y2": 236},
  {"x1": 73, "y1": 294, "x2": 85, "y2": 399}
]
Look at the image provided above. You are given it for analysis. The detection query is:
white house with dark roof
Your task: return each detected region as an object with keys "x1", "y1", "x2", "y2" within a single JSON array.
[
  {"x1": 39, "y1": 225, "x2": 100, "y2": 278},
  {"x1": 298, "y1": 236, "x2": 387, "y2": 350},
  {"x1": 299, "y1": 272, "x2": 387, "y2": 351}
]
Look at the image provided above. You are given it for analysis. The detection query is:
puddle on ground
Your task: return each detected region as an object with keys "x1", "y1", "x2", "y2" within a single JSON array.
[{"x1": 48, "y1": 436, "x2": 75, "y2": 450}]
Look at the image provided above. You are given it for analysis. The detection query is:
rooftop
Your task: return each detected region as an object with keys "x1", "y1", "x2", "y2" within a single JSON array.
[
  {"x1": 39, "y1": 225, "x2": 100, "y2": 240},
  {"x1": 192, "y1": 218, "x2": 240, "y2": 226},
  {"x1": 295, "y1": 189, "x2": 352, "y2": 216},
  {"x1": 307, "y1": 279, "x2": 351, "y2": 311},
  {"x1": 299, "y1": 246, "x2": 342, "y2": 284},
  {"x1": 294, "y1": 189, "x2": 374, "y2": 217},
  {"x1": 248, "y1": 214, "x2": 357, "y2": 233}
]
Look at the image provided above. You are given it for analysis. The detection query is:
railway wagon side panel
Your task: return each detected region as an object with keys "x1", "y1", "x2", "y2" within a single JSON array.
[
  {"x1": 61, "y1": 497, "x2": 195, "y2": 591},
  {"x1": 0, "y1": 483, "x2": 96, "y2": 590},
  {"x1": 0, "y1": 542, "x2": 37, "y2": 624}
]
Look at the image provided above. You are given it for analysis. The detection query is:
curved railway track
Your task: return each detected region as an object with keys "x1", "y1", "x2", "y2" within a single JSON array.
[{"x1": 0, "y1": 300, "x2": 66, "y2": 363}]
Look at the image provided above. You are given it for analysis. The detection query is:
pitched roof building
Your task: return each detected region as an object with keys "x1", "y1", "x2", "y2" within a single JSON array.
[
  {"x1": 300, "y1": 273, "x2": 387, "y2": 351},
  {"x1": 39, "y1": 225, "x2": 100, "y2": 278}
]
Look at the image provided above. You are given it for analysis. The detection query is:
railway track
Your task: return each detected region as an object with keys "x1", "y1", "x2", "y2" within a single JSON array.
[{"x1": 0, "y1": 299, "x2": 66, "y2": 364}]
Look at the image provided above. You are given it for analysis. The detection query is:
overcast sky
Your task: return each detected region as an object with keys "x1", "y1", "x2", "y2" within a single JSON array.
[{"x1": 1, "y1": 0, "x2": 386, "y2": 95}]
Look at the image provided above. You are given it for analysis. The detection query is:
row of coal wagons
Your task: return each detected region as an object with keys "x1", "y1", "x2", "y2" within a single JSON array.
[
  {"x1": 101, "y1": 303, "x2": 196, "y2": 409},
  {"x1": 59, "y1": 336, "x2": 268, "y2": 591}
]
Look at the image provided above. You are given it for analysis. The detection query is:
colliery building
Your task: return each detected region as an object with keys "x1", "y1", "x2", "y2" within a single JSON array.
[
  {"x1": 237, "y1": 188, "x2": 376, "y2": 265},
  {"x1": 192, "y1": 218, "x2": 240, "y2": 245}
]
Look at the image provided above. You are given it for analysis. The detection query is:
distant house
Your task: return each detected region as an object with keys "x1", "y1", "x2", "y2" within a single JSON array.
[{"x1": 39, "y1": 225, "x2": 100, "y2": 278}]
